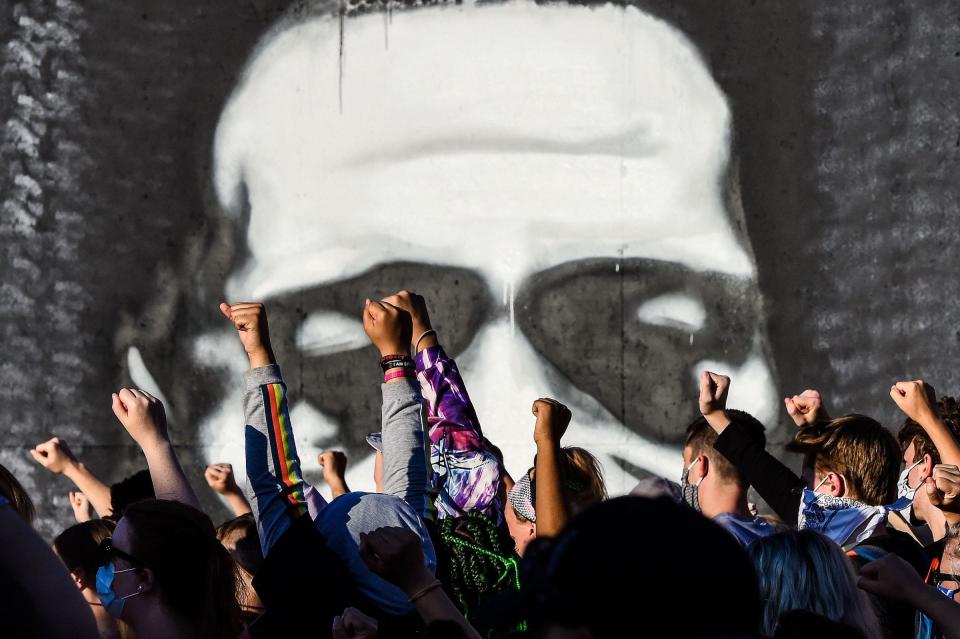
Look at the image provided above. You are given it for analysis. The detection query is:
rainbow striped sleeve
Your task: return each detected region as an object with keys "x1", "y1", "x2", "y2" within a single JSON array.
[{"x1": 261, "y1": 382, "x2": 308, "y2": 518}]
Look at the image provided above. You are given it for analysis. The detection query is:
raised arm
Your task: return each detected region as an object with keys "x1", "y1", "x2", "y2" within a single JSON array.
[
  {"x1": 111, "y1": 388, "x2": 200, "y2": 510},
  {"x1": 204, "y1": 463, "x2": 252, "y2": 516},
  {"x1": 891, "y1": 380, "x2": 960, "y2": 468},
  {"x1": 531, "y1": 398, "x2": 572, "y2": 537},
  {"x1": 363, "y1": 298, "x2": 434, "y2": 520},
  {"x1": 221, "y1": 302, "x2": 325, "y2": 554},
  {"x1": 383, "y1": 290, "x2": 501, "y2": 518},
  {"x1": 701, "y1": 371, "x2": 805, "y2": 524},
  {"x1": 30, "y1": 437, "x2": 113, "y2": 518}
]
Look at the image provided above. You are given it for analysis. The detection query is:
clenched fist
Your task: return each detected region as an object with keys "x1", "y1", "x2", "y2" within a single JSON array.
[
  {"x1": 30, "y1": 437, "x2": 78, "y2": 474},
  {"x1": 380, "y1": 290, "x2": 437, "y2": 352},
  {"x1": 204, "y1": 463, "x2": 241, "y2": 496},
  {"x1": 924, "y1": 464, "x2": 960, "y2": 515},
  {"x1": 362, "y1": 299, "x2": 412, "y2": 357},
  {"x1": 220, "y1": 302, "x2": 275, "y2": 369},
  {"x1": 111, "y1": 388, "x2": 169, "y2": 450},
  {"x1": 532, "y1": 398, "x2": 572, "y2": 445},
  {"x1": 784, "y1": 389, "x2": 829, "y2": 427},
  {"x1": 359, "y1": 526, "x2": 433, "y2": 596},
  {"x1": 69, "y1": 490, "x2": 93, "y2": 523},
  {"x1": 890, "y1": 380, "x2": 938, "y2": 425}
]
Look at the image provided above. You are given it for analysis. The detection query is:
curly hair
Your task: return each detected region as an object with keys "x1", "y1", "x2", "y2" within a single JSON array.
[{"x1": 438, "y1": 511, "x2": 520, "y2": 618}]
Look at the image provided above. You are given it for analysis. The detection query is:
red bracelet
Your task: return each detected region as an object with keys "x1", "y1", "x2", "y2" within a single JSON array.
[{"x1": 384, "y1": 369, "x2": 414, "y2": 383}]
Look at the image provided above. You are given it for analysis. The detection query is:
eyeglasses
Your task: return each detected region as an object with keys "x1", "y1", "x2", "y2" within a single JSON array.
[{"x1": 98, "y1": 537, "x2": 144, "y2": 568}]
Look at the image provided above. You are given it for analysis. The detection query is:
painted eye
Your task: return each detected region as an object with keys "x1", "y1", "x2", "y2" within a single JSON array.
[
  {"x1": 636, "y1": 292, "x2": 706, "y2": 332},
  {"x1": 296, "y1": 311, "x2": 369, "y2": 356}
]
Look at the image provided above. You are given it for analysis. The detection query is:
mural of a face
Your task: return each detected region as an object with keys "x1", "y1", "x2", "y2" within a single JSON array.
[{"x1": 193, "y1": 1, "x2": 778, "y2": 494}]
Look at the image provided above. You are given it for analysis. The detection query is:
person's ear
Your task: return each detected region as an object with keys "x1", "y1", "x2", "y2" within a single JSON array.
[
  {"x1": 137, "y1": 567, "x2": 155, "y2": 595},
  {"x1": 827, "y1": 472, "x2": 845, "y2": 498},
  {"x1": 921, "y1": 453, "x2": 934, "y2": 481},
  {"x1": 697, "y1": 455, "x2": 709, "y2": 482}
]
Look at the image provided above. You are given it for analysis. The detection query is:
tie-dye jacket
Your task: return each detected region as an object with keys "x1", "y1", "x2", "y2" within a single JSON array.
[{"x1": 416, "y1": 345, "x2": 503, "y2": 522}]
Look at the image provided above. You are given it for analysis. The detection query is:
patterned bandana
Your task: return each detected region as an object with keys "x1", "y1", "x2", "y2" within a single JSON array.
[{"x1": 509, "y1": 473, "x2": 536, "y2": 522}]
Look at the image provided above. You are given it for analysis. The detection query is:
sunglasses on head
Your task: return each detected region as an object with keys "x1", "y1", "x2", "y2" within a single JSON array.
[{"x1": 98, "y1": 537, "x2": 144, "y2": 568}]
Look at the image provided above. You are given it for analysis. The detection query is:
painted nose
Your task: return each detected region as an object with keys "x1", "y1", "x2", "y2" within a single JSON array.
[{"x1": 455, "y1": 317, "x2": 682, "y2": 494}]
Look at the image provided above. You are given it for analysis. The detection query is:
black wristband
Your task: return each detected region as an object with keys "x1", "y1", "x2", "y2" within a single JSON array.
[{"x1": 380, "y1": 356, "x2": 414, "y2": 373}]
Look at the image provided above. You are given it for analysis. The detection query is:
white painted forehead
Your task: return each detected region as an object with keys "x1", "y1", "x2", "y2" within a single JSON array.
[{"x1": 214, "y1": 1, "x2": 754, "y2": 300}]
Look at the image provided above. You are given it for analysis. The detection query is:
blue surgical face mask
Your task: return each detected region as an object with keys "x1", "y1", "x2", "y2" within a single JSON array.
[
  {"x1": 96, "y1": 562, "x2": 142, "y2": 618},
  {"x1": 680, "y1": 458, "x2": 703, "y2": 512}
]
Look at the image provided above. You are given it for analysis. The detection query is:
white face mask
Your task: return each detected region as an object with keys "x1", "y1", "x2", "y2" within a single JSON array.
[{"x1": 897, "y1": 459, "x2": 924, "y2": 500}]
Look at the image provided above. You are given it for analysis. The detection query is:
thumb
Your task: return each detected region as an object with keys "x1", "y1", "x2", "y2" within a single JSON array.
[
  {"x1": 925, "y1": 477, "x2": 943, "y2": 506},
  {"x1": 111, "y1": 393, "x2": 126, "y2": 417},
  {"x1": 698, "y1": 371, "x2": 713, "y2": 402},
  {"x1": 29, "y1": 449, "x2": 44, "y2": 463},
  {"x1": 218, "y1": 303, "x2": 232, "y2": 320},
  {"x1": 785, "y1": 397, "x2": 798, "y2": 416}
]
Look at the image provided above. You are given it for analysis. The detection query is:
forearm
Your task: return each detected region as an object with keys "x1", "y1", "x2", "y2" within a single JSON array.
[
  {"x1": 243, "y1": 364, "x2": 310, "y2": 554},
  {"x1": 411, "y1": 589, "x2": 482, "y2": 639},
  {"x1": 223, "y1": 490, "x2": 253, "y2": 516},
  {"x1": 381, "y1": 377, "x2": 434, "y2": 520},
  {"x1": 142, "y1": 440, "x2": 201, "y2": 510},
  {"x1": 63, "y1": 462, "x2": 113, "y2": 517},
  {"x1": 920, "y1": 416, "x2": 960, "y2": 467},
  {"x1": 714, "y1": 418, "x2": 804, "y2": 524},
  {"x1": 326, "y1": 476, "x2": 350, "y2": 499},
  {"x1": 533, "y1": 439, "x2": 569, "y2": 537}
]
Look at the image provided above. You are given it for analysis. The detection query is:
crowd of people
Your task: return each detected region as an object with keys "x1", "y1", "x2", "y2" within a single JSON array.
[{"x1": 3, "y1": 290, "x2": 960, "y2": 638}]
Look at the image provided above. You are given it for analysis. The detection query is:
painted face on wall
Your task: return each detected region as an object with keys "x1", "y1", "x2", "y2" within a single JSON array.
[{"x1": 192, "y1": 1, "x2": 778, "y2": 493}]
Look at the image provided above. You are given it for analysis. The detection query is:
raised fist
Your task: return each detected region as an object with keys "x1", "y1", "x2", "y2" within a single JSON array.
[
  {"x1": 204, "y1": 463, "x2": 241, "y2": 496},
  {"x1": 699, "y1": 371, "x2": 730, "y2": 419},
  {"x1": 68, "y1": 490, "x2": 93, "y2": 523},
  {"x1": 380, "y1": 290, "x2": 436, "y2": 349},
  {"x1": 532, "y1": 398, "x2": 572, "y2": 445},
  {"x1": 362, "y1": 299, "x2": 412, "y2": 357},
  {"x1": 784, "y1": 389, "x2": 828, "y2": 427},
  {"x1": 111, "y1": 388, "x2": 169, "y2": 450},
  {"x1": 359, "y1": 526, "x2": 433, "y2": 596},
  {"x1": 30, "y1": 437, "x2": 78, "y2": 474},
  {"x1": 219, "y1": 302, "x2": 275, "y2": 369},
  {"x1": 890, "y1": 380, "x2": 938, "y2": 425},
  {"x1": 319, "y1": 450, "x2": 348, "y2": 480},
  {"x1": 332, "y1": 607, "x2": 379, "y2": 639},
  {"x1": 924, "y1": 463, "x2": 960, "y2": 514}
]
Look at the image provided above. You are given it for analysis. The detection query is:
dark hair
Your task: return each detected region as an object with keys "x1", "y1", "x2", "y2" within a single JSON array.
[
  {"x1": 521, "y1": 496, "x2": 760, "y2": 638},
  {"x1": 438, "y1": 511, "x2": 519, "y2": 618},
  {"x1": 216, "y1": 513, "x2": 263, "y2": 576},
  {"x1": 685, "y1": 410, "x2": 765, "y2": 487},
  {"x1": 54, "y1": 519, "x2": 115, "y2": 585},
  {"x1": 0, "y1": 464, "x2": 35, "y2": 525},
  {"x1": 123, "y1": 499, "x2": 240, "y2": 639},
  {"x1": 897, "y1": 396, "x2": 960, "y2": 466},
  {"x1": 108, "y1": 469, "x2": 155, "y2": 520},
  {"x1": 788, "y1": 415, "x2": 900, "y2": 505}
]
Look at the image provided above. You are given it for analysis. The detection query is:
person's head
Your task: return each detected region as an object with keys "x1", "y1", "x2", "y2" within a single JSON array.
[
  {"x1": 0, "y1": 463, "x2": 35, "y2": 525},
  {"x1": 107, "y1": 469, "x2": 155, "y2": 521},
  {"x1": 54, "y1": 519, "x2": 115, "y2": 593},
  {"x1": 216, "y1": 513, "x2": 264, "y2": 614},
  {"x1": 123, "y1": 0, "x2": 781, "y2": 498},
  {"x1": 932, "y1": 525, "x2": 960, "y2": 601},
  {"x1": 102, "y1": 499, "x2": 240, "y2": 638},
  {"x1": 748, "y1": 529, "x2": 879, "y2": 638},
  {"x1": 898, "y1": 396, "x2": 960, "y2": 494},
  {"x1": 682, "y1": 410, "x2": 763, "y2": 516},
  {"x1": 788, "y1": 415, "x2": 900, "y2": 505},
  {"x1": 505, "y1": 446, "x2": 607, "y2": 556},
  {"x1": 437, "y1": 511, "x2": 519, "y2": 624},
  {"x1": 520, "y1": 496, "x2": 760, "y2": 638}
]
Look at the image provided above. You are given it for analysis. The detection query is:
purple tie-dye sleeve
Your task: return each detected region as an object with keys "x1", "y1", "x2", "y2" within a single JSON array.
[{"x1": 415, "y1": 345, "x2": 502, "y2": 520}]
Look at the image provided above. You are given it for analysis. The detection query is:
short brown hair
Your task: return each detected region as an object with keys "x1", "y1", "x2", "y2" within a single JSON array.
[
  {"x1": 788, "y1": 415, "x2": 899, "y2": 506},
  {"x1": 685, "y1": 411, "x2": 765, "y2": 488},
  {"x1": 897, "y1": 396, "x2": 960, "y2": 466}
]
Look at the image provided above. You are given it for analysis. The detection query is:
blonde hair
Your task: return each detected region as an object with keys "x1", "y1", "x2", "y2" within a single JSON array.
[
  {"x1": 748, "y1": 529, "x2": 880, "y2": 637},
  {"x1": 562, "y1": 446, "x2": 607, "y2": 514}
]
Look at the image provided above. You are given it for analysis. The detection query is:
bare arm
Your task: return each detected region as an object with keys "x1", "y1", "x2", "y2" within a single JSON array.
[
  {"x1": 205, "y1": 463, "x2": 252, "y2": 516},
  {"x1": 30, "y1": 437, "x2": 113, "y2": 517},
  {"x1": 891, "y1": 381, "x2": 960, "y2": 467},
  {"x1": 532, "y1": 399, "x2": 572, "y2": 538},
  {"x1": 112, "y1": 388, "x2": 201, "y2": 510}
]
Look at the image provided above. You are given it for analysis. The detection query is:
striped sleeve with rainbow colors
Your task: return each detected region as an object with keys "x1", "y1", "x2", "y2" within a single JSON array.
[{"x1": 243, "y1": 364, "x2": 310, "y2": 555}]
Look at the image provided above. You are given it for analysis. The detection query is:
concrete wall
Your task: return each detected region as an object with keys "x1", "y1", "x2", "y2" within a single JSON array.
[{"x1": 2, "y1": 0, "x2": 958, "y2": 539}]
